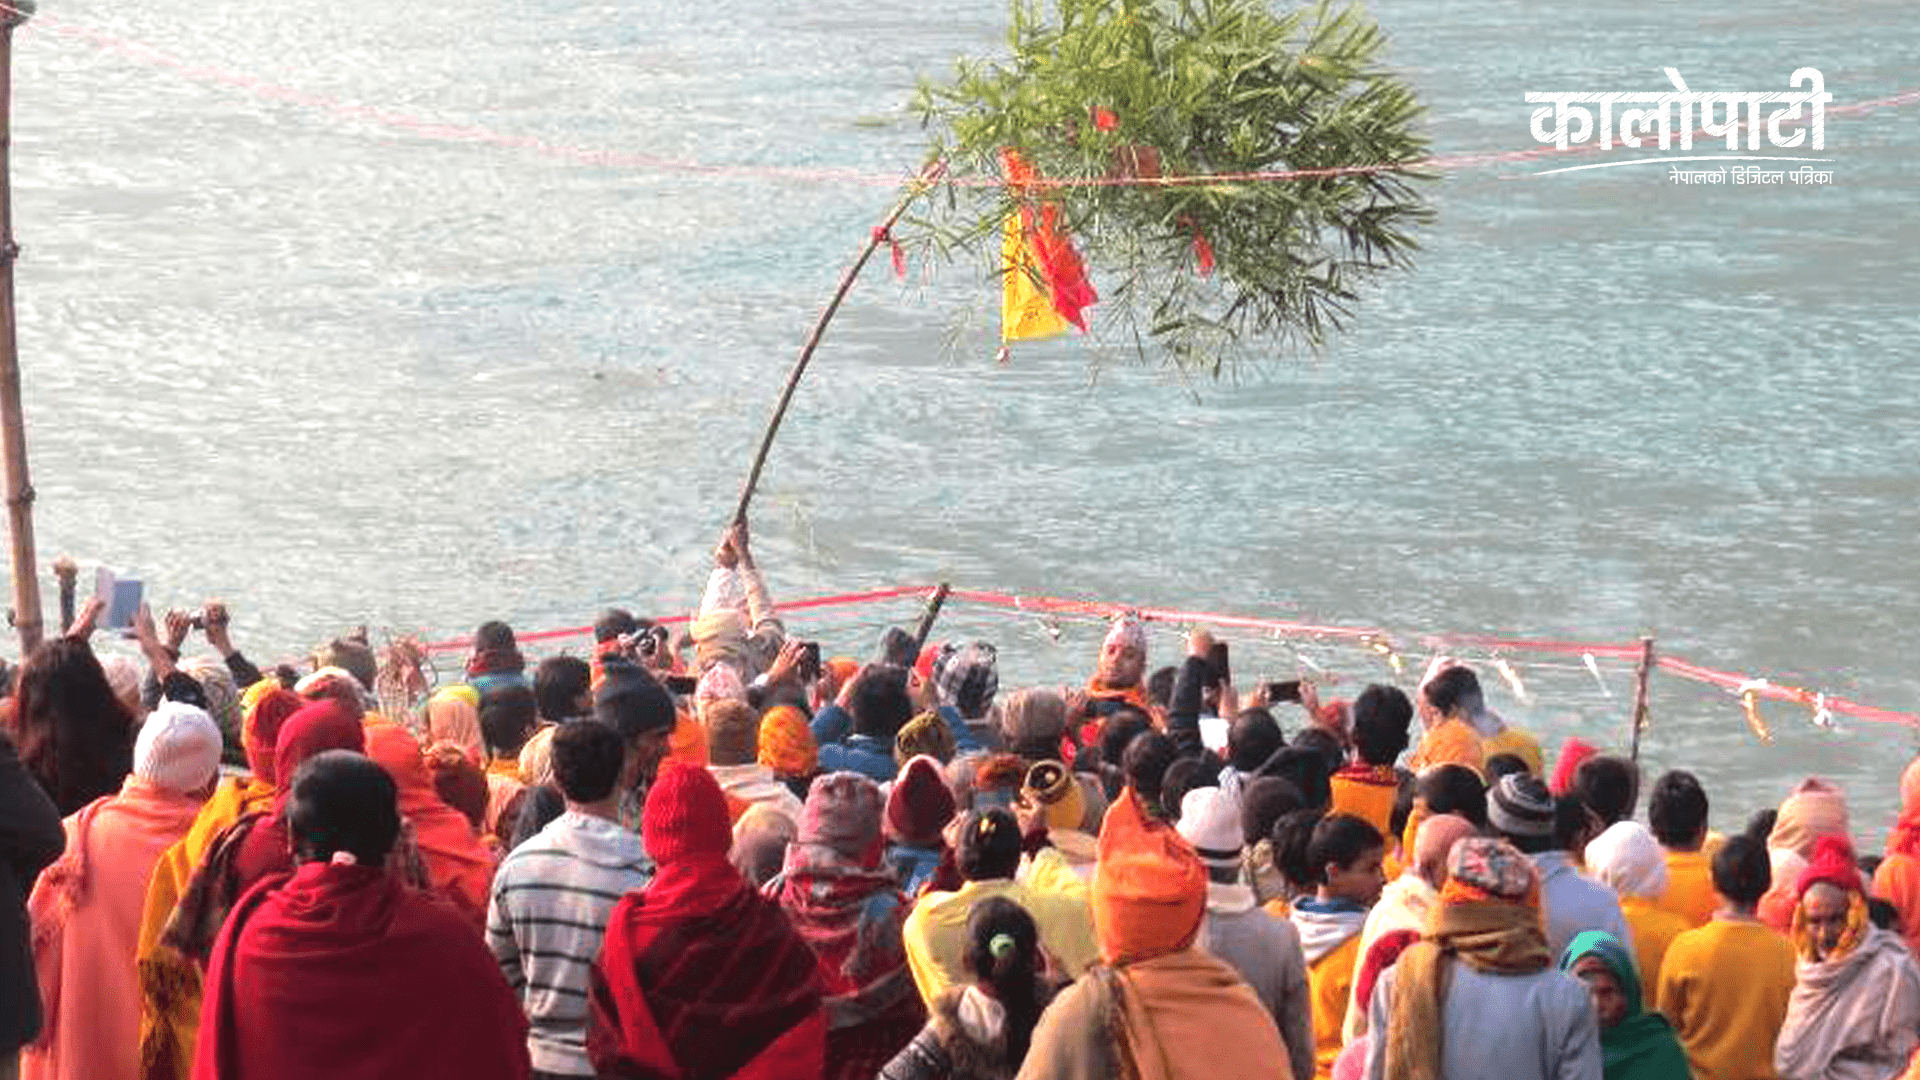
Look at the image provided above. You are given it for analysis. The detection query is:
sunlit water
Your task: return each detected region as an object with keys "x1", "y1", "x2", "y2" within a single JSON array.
[{"x1": 11, "y1": 0, "x2": 1919, "y2": 838}]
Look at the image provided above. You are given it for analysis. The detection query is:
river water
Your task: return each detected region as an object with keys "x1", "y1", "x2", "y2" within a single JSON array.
[{"x1": 11, "y1": 0, "x2": 1919, "y2": 836}]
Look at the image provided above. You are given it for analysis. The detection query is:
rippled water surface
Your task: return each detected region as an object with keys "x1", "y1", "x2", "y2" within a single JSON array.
[{"x1": 12, "y1": 0, "x2": 1920, "y2": 834}]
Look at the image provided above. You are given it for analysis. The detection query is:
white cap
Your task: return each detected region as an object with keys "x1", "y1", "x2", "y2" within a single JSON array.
[
  {"x1": 134, "y1": 701, "x2": 224, "y2": 795},
  {"x1": 1177, "y1": 785, "x2": 1245, "y2": 871}
]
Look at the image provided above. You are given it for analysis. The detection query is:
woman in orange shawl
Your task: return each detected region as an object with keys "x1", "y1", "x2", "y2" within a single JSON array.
[
  {"x1": 1873, "y1": 758, "x2": 1920, "y2": 955},
  {"x1": 25, "y1": 702, "x2": 224, "y2": 1080},
  {"x1": 135, "y1": 688, "x2": 300, "y2": 1080},
  {"x1": 1018, "y1": 787, "x2": 1288, "y2": 1080},
  {"x1": 363, "y1": 724, "x2": 496, "y2": 929}
]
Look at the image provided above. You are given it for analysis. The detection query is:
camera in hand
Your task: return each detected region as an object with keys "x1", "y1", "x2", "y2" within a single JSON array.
[{"x1": 1265, "y1": 679, "x2": 1304, "y2": 704}]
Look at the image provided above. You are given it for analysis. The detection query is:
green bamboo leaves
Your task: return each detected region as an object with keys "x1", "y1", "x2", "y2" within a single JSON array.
[{"x1": 911, "y1": 0, "x2": 1434, "y2": 375}]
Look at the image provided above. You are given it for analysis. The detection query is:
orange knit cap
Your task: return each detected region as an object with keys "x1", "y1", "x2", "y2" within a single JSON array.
[
  {"x1": 1091, "y1": 787, "x2": 1207, "y2": 965},
  {"x1": 758, "y1": 705, "x2": 818, "y2": 778}
]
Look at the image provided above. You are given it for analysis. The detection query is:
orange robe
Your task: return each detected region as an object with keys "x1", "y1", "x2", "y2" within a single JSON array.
[
  {"x1": 365, "y1": 724, "x2": 497, "y2": 929},
  {"x1": 1328, "y1": 765, "x2": 1399, "y2": 841},
  {"x1": 1655, "y1": 918, "x2": 1796, "y2": 1080},
  {"x1": 26, "y1": 779, "x2": 205, "y2": 1080},
  {"x1": 1619, "y1": 895, "x2": 1691, "y2": 1011},
  {"x1": 1874, "y1": 800, "x2": 1920, "y2": 956},
  {"x1": 1407, "y1": 718, "x2": 1485, "y2": 774},
  {"x1": 1659, "y1": 849, "x2": 1721, "y2": 928}
]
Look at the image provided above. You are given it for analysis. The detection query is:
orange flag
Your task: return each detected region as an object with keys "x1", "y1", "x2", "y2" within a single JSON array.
[{"x1": 999, "y1": 149, "x2": 1098, "y2": 343}]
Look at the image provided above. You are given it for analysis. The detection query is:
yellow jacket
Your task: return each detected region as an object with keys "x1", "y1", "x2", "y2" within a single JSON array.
[{"x1": 902, "y1": 849, "x2": 1098, "y2": 1005}]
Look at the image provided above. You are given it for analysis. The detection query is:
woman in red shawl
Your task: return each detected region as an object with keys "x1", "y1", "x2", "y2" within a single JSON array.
[
  {"x1": 770, "y1": 771, "x2": 924, "y2": 1079},
  {"x1": 364, "y1": 723, "x2": 497, "y2": 928},
  {"x1": 193, "y1": 750, "x2": 529, "y2": 1080},
  {"x1": 143, "y1": 697, "x2": 368, "y2": 1032},
  {"x1": 589, "y1": 761, "x2": 826, "y2": 1079},
  {"x1": 224, "y1": 698, "x2": 367, "y2": 888}
]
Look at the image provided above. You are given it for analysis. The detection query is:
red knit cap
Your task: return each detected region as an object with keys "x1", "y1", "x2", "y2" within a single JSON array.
[
  {"x1": 644, "y1": 761, "x2": 734, "y2": 866},
  {"x1": 1549, "y1": 737, "x2": 1598, "y2": 795},
  {"x1": 886, "y1": 755, "x2": 956, "y2": 848},
  {"x1": 1795, "y1": 834, "x2": 1863, "y2": 899}
]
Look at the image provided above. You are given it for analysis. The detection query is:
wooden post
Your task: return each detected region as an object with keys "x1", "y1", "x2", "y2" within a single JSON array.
[
  {"x1": 731, "y1": 159, "x2": 945, "y2": 527},
  {"x1": 1629, "y1": 635, "x2": 1656, "y2": 763},
  {"x1": 0, "y1": 2, "x2": 39, "y2": 656},
  {"x1": 51, "y1": 554, "x2": 73, "y2": 633},
  {"x1": 910, "y1": 583, "x2": 952, "y2": 651}
]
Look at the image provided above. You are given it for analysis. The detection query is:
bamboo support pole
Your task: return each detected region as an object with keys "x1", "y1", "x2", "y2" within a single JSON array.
[
  {"x1": 1629, "y1": 635, "x2": 1656, "y2": 763},
  {"x1": 731, "y1": 160, "x2": 944, "y2": 527},
  {"x1": 52, "y1": 555, "x2": 73, "y2": 634},
  {"x1": 0, "y1": 4, "x2": 39, "y2": 655},
  {"x1": 910, "y1": 583, "x2": 952, "y2": 651}
]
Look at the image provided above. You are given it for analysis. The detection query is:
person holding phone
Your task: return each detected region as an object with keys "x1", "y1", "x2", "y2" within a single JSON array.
[{"x1": 1164, "y1": 627, "x2": 1238, "y2": 762}]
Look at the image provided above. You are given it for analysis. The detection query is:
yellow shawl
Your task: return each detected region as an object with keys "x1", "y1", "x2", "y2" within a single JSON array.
[{"x1": 135, "y1": 775, "x2": 273, "y2": 1080}]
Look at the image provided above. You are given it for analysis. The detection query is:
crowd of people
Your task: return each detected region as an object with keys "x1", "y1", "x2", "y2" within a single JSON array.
[{"x1": 4, "y1": 523, "x2": 1920, "y2": 1079}]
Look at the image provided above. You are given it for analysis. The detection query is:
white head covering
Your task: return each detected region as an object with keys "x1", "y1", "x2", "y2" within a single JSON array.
[
  {"x1": 1585, "y1": 820, "x2": 1669, "y2": 899},
  {"x1": 1770, "y1": 846, "x2": 1809, "y2": 893},
  {"x1": 134, "y1": 701, "x2": 224, "y2": 795},
  {"x1": 1176, "y1": 785, "x2": 1244, "y2": 871}
]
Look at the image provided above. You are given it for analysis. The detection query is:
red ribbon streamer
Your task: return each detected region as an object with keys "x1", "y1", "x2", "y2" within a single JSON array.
[
  {"x1": 872, "y1": 226, "x2": 905, "y2": 279},
  {"x1": 1179, "y1": 215, "x2": 1215, "y2": 276}
]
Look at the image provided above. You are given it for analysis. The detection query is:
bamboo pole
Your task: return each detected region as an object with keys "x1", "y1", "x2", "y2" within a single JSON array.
[
  {"x1": 0, "y1": 2, "x2": 39, "y2": 656},
  {"x1": 51, "y1": 554, "x2": 73, "y2": 633},
  {"x1": 910, "y1": 583, "x2": 952, "y2": 651},
  {"x1": 730, "y1": 159, "x2": 945, "y2": 527},
  {"x1": 1629, "y1": 635, "x2": 1656, "y2": 763}
]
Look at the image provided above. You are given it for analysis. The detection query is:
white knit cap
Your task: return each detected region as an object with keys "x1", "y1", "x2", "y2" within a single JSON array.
[
  {"x1": 1177, "y1": 785, "x2": 1244, "y2": 871},
  {"x1": 134, "y1": 701, "x2": 224, "y2": 795},
  {"x1": 1584, "y1": 820, "x2": 1669, "y2": 899}
]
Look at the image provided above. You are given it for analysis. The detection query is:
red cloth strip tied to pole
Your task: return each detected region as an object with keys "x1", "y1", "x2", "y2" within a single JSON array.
[{"x1": 871, "y1": 226, "x2": 906, "y2": 279}]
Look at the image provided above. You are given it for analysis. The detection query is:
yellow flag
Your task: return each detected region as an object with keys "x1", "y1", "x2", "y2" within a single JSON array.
[{"x1": 1001, "y1": 215, "x2": 1071, "y2": 342}]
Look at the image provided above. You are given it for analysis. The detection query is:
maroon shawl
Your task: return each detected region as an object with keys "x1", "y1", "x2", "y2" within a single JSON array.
[
  {"x1": 192, "y1": 861, "x2": 528, "y2": 1080},
  {"x1": 591, "y1": 854, "x2": 824, "y2": 1078},
  {"x1": 770, "y1": 842, "x2": 923, "y2": 1077}
]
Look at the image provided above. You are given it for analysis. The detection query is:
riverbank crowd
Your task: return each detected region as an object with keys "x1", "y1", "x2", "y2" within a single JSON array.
[{"x1": 3, "y1": 525, "x2": 1920, "y2": 1080}]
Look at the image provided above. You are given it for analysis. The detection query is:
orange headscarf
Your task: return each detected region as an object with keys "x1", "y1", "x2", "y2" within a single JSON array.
[
  {"x1": 666, "y1": 708, "x2": 709, "y2": 769},
  {"x1": 1091, "y1": 787, "x2": 1206, "y2": 966},
  {"x1": 758, "y1": 705, "x2": 817, "y2": 779},
  {"x1": 1888, "y1": 759, "x2": 1920, "y2": 860},
  {"x1": 365, "y1": 723, "x2": 497, "y2": 928},
  {"x1": 1791, "y1": 888, "x2": 1869, "y2": 962}
]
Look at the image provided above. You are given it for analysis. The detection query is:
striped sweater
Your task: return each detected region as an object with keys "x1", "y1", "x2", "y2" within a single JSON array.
[{"x1": 487, "y1": 810, "x2": 653, "y2": 1077}]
